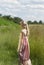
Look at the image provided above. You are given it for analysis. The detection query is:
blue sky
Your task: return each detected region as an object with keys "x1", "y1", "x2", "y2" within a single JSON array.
[{"x1": 0, "y1": 0, "x2": 44, "y2": 22}]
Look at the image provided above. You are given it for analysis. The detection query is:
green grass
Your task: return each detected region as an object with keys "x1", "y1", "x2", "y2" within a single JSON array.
[
  {"x1": 0, "y1": 18, "x2": 44, "y2": 65},
  {"x1": 29, "y1": 25, "x2": 44, "y2": 65}
]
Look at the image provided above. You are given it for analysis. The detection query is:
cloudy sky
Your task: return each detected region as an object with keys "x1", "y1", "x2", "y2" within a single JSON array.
[{"x1": 0, "y1": 0, "x2": 44, "y2": 22}]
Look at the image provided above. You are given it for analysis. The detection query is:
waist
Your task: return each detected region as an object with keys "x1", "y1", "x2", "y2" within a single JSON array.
[
  {"x1": 23, "y1": 36, "x2": 27, "y2": 39},
  {"x1": 22, "y1": 36, "x2": 28, "y2": 42}
]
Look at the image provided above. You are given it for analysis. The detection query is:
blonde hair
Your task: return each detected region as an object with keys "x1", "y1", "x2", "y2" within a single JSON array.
[
  {"x1": 26, "y1": 24, "x2": 29, "y2": 37},
  {"x1": 20, "y1": 21, "x2": 29, "y2": 37}
]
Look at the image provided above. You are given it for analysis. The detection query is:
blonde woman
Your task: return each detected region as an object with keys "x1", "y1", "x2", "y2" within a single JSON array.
[{"x1": 17, "y1": 21, "x2": 31, "y2": 65}]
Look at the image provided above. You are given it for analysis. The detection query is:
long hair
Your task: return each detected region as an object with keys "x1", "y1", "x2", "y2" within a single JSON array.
[
  {"x1": 21, "y1": 21, "x2": 29, "y2": 37},
  {"x1": 26, "y1": 24, "x2": 29, "y2": 38},
  {"x1": 20, "y1": 21, "x2": 30, "y2": 38}
]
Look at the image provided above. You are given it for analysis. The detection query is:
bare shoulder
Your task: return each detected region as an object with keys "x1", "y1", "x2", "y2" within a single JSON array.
[{"x1": 21, "y1": 29, "x2": 27, "y2": 33}]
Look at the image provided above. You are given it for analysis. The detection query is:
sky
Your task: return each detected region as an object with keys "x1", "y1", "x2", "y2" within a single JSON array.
[{"x1": 0, "y1": 0, "x2": 44, "y2": 22}]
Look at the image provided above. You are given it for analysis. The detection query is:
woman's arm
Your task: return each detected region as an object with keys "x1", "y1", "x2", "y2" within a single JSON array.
[{"x1": 17, "y1": 31, "x2": 23, "y2": 52}]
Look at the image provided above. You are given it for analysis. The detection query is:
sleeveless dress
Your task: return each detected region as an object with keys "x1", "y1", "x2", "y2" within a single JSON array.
[{"x1": 19, "y1": 29, "x2": 30, "y2": 64}]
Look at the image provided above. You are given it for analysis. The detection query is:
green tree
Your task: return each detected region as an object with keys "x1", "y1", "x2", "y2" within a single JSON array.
[
  {"x1": 27, "y1": 20, "x2": 32, "y2": 24},
  {"x1": 33, "y1": 20, "x2": 38, "y2": 24},
  {"x1": 39, "y1": 20, "x2": 42, "y2": 24},
  {"x1": 3, "y1": 15, "x2": 11, "y2": 20},
  {"x1": 13, "y1": 17, "x2": 23, "y2": 24},
  {"x1": 0, "y1": 14, "x2": 2, "y2": 17}
]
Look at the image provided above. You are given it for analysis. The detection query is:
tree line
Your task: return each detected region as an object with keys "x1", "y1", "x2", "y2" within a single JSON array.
[{"x1": 0, "y1": 14, "x2": 44, "y2": 24}]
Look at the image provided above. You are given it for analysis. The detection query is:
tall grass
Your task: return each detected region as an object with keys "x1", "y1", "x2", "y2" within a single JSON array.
[
  {"x1": 29, "y1": 25, "x2": 44, "y2": 65},
  {"x1": 0, "y1": 18, "x2": 44, "y2": 65},
  {"x1": 0, "y1": 18, "x2": 21, "y2": 65}
]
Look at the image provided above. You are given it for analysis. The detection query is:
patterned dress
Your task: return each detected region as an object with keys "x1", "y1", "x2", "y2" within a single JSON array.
[{"x1": 19, "y1": 29, "x2": 30, "y2": 64}]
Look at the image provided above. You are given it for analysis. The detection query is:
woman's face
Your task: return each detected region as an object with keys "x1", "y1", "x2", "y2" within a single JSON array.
[{"x1": 20, "y1": 21, "x2": 27, "y2": 29}]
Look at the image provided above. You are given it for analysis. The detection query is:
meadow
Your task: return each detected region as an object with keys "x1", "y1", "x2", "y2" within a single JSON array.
[{"x1": 0, "y1": 17, "x2": 44, "y2": 65}]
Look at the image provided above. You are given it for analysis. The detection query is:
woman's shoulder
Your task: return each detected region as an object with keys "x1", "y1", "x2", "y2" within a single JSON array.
[
  {"x1": 21, "y1": 29, "x2": 27, "y2": 35},
  {"x1": 21, "y1": 29, "x2": 26, "y2": 32}
]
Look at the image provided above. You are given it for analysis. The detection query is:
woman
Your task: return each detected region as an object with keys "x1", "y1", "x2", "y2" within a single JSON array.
[{"x1": 17, "y1": 21, "x2": 31, "y2": 65}]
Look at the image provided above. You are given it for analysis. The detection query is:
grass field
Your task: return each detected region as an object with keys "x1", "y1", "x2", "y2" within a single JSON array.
[
  {"x1": 0, "y1": 18, "x2": 44, "y2": 65},
  {"x1": 29, "y1": 24, "x2": 44, "y2": 65}
]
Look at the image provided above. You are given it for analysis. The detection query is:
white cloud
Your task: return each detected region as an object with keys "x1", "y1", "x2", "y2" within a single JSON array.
[
  {"x1": 25, "y1": 4, "x2": 44, "y2": 9},
  {"x1": 0, "y1": 0, "x2": 44, "y2": 21},
  {"x1": 0, "y1": 0, "x2": 19, "y2": 4},
  {"x1": 32, "y1": 0, "x2": 44, "y2": 2}
]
